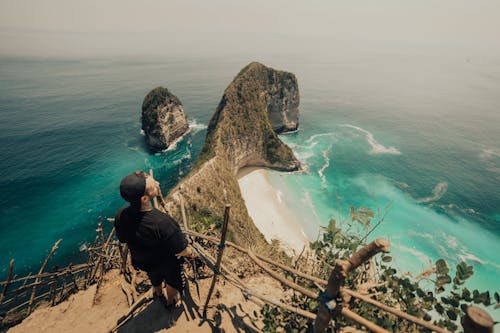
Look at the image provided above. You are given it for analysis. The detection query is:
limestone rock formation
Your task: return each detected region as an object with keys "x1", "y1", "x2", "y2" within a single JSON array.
[
  {"x1": 264, "y1": 65, "x2": 300, "y2": 133},
  {"x1": 166, "y1": 62, "x2": 301, "y2": 250},
  {"x1": 141, "y1": 87, "x2": 189, "y2": 150}
]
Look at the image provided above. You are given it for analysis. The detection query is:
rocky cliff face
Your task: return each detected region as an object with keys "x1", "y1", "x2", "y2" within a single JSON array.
[
  {"x1": 141, "y1": 87, "x2": 189, "y2": 150},
  {"x1": 264, "y1": 67, "x2": 300, "y2": 133},
  {"x1": 165, "y1": 62, "x2": 301, "y2": 250}
]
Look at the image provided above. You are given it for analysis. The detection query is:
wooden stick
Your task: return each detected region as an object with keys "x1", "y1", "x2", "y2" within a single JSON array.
[
  {"x1": 49, "y1": 267, "x2": 59, "y2": 306},
  {"x1": 185, "y1": 229, "x2": 452, "y2": 333},
  {"x1": 8, "y1": 283, "x2": 67, "y2": 314},
  {"x1": 66, "y1": 263, "x2": 77, "y2": 292},
  {"x1": 89, "y1": 228, "x2": 116, "y2": 282},
  {"x1": 248, "y1": 250, "x2": 316, "y2": 299},
  {"x1": 180, "y1": 196, "x2": 189, "y2": 231},
  {"x1": 293, "y1": 246, "x2": 306, "y2": 284},
  {"x1": 202, "y1": 204, "x2": 230, "y2": 318},
  {"x1": 462, "y1": 306, "x2": 494, "y2": 333},
  {"x1": 28, "y1": 239, "x2": 62, "y2": 314},
  {"x1": 97, "y1": 218, "x2": 105, "y2": 246},
  {"x1": 85, "y1": 235, "x2": 99, "y2": 285},
  {"x1": 192, "y1": 239, "x2": 317, "y2": 321},
  {"x1": 12, "y1": 271, "x2": 31, "y2": 305},
  {"x1": 186, "y1": 230, "x2": 327, "y2": 284},
  {"x1": 314, "y1": 238, "x2": 389, "y2": 333},
  {"x1": 0, "y1": 263, "x2": 89, "y2": 287},
  {"x1": 343, "y1": 289, "x2": 451, "y2": 333},
  {"x1": 0, "y1": 259, "x2": 14, "y2": 306},
  {"x1": 191, "y1": 231, "x2": 406, "y2": 333},
  {"x1": 341, "y1": 308, "x2": 390, "y2": 333},
  {"x1": 248, "y1": 251, "x2": 391, "y2": 333},
  {"x1": 149, "y1": 169, "x2": 159, "y2": 209}
]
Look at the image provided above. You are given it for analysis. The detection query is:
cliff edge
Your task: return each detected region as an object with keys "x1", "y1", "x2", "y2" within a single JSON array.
[{"x1": 166, "y1": 62, "x2": 301, "y2": 249}]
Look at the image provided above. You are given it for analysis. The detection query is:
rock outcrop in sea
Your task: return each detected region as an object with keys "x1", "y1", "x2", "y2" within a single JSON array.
[
  {"x1": 165, "y1": 62, "x2": 301, "y2": 249},
  {"x1": 141, "y1": 87, "x2": 189, "y2": 150}
]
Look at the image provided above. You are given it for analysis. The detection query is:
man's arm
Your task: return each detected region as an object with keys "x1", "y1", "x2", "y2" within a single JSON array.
[
  {"x1": 160, "y1": 216, "x2": 196, "y2": 258},
  {"x1": 176, "y1": 245, "x2": 196, "y2": 259}
]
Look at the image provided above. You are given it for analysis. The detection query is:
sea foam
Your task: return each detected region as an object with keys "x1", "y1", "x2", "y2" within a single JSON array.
[
  {"x1": 318, "y1": 144, "x2": 333, "y2": 189},
  {"x1": 189, "y1": 119, "x2": 208, "y2": 134},
  {"x1": 415, "y1": 181, "x2": 448, "y2": 203},
  {"x1": 340, "y1": 124, "x2": 401, "y2": 155}
]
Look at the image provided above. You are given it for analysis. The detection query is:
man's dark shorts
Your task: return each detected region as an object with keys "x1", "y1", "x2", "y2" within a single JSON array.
[{"x1": 147, "y1": 262, "x2": 185, "y2": 293}]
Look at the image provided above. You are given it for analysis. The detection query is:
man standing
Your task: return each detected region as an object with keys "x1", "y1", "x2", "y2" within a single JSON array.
[{"x1": 114, "y1": 170, "x2": 194, "y2": 307}]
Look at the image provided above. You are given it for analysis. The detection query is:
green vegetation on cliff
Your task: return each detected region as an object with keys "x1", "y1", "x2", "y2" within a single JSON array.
[
  {"x1": 261, "y1": 214, "x2": 499, "y2": 332},
  {"x1": 196, "y1": 61, "x2": 299, "y2": 171}
]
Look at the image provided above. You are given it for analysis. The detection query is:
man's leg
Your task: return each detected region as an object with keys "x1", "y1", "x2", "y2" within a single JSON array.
[
  {"x1": 153, "y1": 283, "x2": 163, "y2": 296},
  {"x1": 165, "y1": 284, "x2": 180, "y2": 306},
  {"x1": 165, "y1": 263, "x2": 184, "y2": 306},
  {"x1": 147, "y1": 271, "x2": 170, "y2": 307}
]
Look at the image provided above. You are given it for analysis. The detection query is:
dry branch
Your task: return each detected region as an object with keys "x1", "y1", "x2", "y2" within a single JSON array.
[
  {"x1": 28, "y1": 239, "x2": 62, "y2": 314},
  {"x1": 202, "y1": 204, "x2": 230, "y2": 318},
  {"x1": 0, "y1": 259, "x2": 14, "y2": 306},
  {"x1": 314, "y1": 238, "x2": 390, "y2": 333}
]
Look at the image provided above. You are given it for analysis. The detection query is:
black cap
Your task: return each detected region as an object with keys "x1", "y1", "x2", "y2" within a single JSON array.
[{"x1": 120, "y1": 171, "x2": 146, "y2": 204}]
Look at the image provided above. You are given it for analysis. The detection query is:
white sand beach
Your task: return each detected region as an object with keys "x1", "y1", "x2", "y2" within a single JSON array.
[{"x1": 238, "y1": 168, "x2": 309, "y2": 256}]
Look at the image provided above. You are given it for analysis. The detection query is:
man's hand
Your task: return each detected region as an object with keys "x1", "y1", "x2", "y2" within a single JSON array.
[{"x1": 176, "y1": 246, "x2": 197, "y2": 260}]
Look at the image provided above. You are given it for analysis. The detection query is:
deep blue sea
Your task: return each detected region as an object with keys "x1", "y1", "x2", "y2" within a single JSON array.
[{"x1": 0, "y1": 54, "x2": 498, "y2": 314}]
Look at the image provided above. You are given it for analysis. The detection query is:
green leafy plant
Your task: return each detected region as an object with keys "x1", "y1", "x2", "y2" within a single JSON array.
[{"x1": 261, "y1": 211, "x2": 499, "y2": 332}]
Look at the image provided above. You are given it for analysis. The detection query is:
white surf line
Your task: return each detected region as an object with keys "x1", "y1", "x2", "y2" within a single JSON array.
[
  {"x1": 188, "y1": 118, "x2": 208, "y2": 134},
  {"x1": 318, "y1": 144, "x2": 333, "y2": 189},
  {"x1": 415, "y1": 181, "x2": 448, "y2": 203},
  {"x1": 340, "y1": 124, "x2": 401, "y2": 155}
]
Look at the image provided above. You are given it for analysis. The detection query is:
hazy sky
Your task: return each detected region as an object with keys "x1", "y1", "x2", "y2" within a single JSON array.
[{"x1": 1, "y1": 0, "x2": 499, "y2": 58}]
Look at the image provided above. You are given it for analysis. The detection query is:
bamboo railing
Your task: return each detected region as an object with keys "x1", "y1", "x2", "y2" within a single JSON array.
[
  {"x1": 0, "y1": 218, "x2": 123, "y2": 329},
  {"x1": 1, "y1": 172, "x2": 494, "y2": 332},
  {"x1": 156, "y1": 194, "x2": 492, "y2": 333}
]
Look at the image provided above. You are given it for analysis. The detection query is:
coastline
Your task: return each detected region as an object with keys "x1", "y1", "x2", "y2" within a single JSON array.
[{"x1": 237, "y1": 167, "x2": 310, "y2": 256}]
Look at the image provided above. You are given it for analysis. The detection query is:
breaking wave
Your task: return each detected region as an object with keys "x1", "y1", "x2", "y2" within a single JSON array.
[
  {"x1": 459, "y1": 252, "x2": 485, "y2": 265},
  {"x1": 318, "y1": 144, "x2": 333, "y2": 189},
  {"x1": 340, "y1": 124, "x2": 401, "y2": 155},
  {"x1": 415, "y1": 181, "x2": 448, "y2": 203},
  {"x1": 395, "y1": 244, "x2": 432, "y2": 265},
  {"x1": 305, "y1": 132, "x2": 337, "y2": 145},
  {"x1": 189, "y1": 119, "x2": 208, "y2": 134}
]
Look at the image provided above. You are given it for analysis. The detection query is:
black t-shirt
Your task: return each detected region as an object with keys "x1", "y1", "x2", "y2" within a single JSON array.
[{"x1": 114, "y1": 207, "x2": 187, "y2": 271}]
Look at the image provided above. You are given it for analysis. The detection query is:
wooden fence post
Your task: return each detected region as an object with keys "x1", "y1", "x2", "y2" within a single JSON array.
[
  {"x1": 149, "y1": 169, "x2": 159, "y2": 208},
  {"x1": 89, "y1": 228, "x2": 116, "y2": 283},
  {"x1": 314, "y1": 238, "x2": 390, "y2": 333},
  {"x1": 180, "y1": 196, "x2": 189, "y2": 231},
  {"x1": 0, "y1": 259, "x2": 14, "y2": 306},
  {"x1": 50, "y1": 266, "x2": 59, "y2": 306},
  {"x1": 28, "y1": 239, "x2": 62, "y2": 314},
  {"x1": 462, "y1": 306, "x2": 494, "y2": 333},
  {"x1": 202, "y1": 204, "x2": 230, "y2": 319}
]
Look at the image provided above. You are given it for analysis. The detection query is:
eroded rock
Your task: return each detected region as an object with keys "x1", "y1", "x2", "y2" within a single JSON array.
[{"x1": 141, "y1": 87, "x2": 189, "y2": 150}]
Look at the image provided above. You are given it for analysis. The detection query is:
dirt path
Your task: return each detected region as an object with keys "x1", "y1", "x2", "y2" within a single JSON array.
[{"x1": 9, "y1": 269, "x2": 284, "y2": 333}]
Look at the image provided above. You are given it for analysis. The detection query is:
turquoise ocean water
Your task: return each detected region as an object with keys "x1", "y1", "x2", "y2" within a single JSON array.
[{"x1": 0, "y1": 55, "x2": 498, "y2": 316}]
